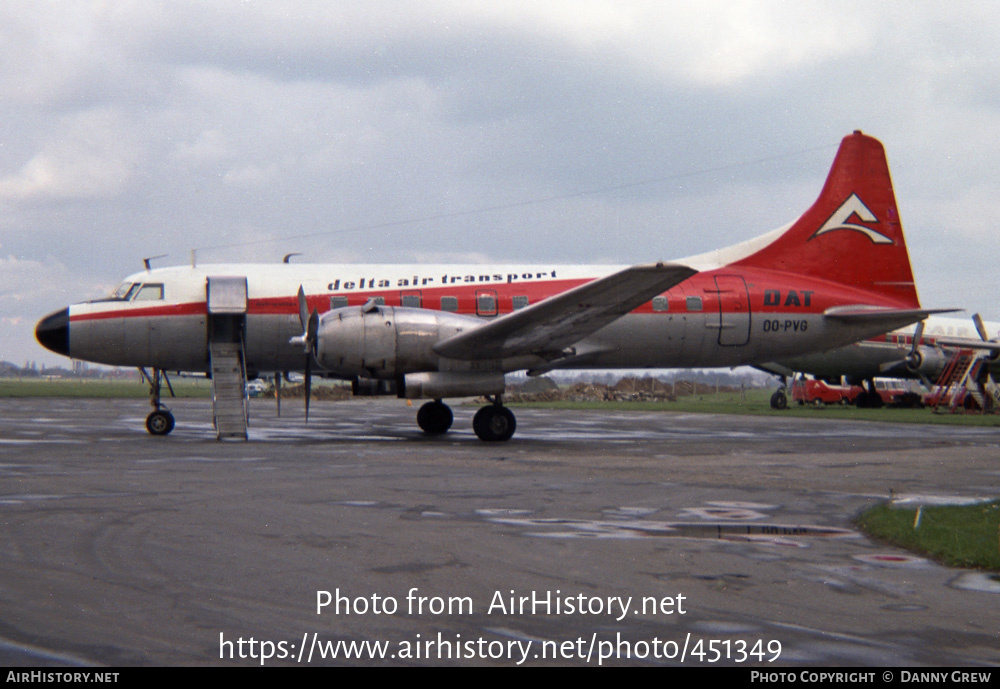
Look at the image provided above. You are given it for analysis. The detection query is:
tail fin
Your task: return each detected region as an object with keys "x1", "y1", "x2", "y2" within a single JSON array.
[{"x1": 732, "y1": 131, "x2": 920, "y2": 308}]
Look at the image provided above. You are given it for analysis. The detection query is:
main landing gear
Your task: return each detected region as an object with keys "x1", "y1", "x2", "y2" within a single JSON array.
[
  {"x1": 473, "y1": 396, "x2": 516, "y2": 442},
  {"x1": 770, "y1": 375, "x2": 788, "y2": 410},
  {"x1": 853, "y1": 378, "x2": 884, "y2": 409},
  {"x1": 415, "y1": 396, "x2": 517, "y2": 441},
  {"x1": 140, "y1": 367, "x2": 176, "y2": 435},
  {"x1": 416, "y1": 400, "x2": 453, "y2": 435}
]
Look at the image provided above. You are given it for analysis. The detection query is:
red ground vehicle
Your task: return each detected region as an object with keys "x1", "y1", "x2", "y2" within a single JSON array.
[
  {"x1": 791, "y1": 377, "x2": 858, "y2": 406},
  {"x1": 790, "y1": 376, "x2": 914, "y2": 407}
]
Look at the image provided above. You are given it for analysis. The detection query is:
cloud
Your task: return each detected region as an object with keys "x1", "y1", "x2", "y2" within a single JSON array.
[
  {"x1": 4, "y1": 1, "x2": 1000, "y2": 366},
  {"x1": 0, "y1": 109, "x2": 139, "y2": 201}
]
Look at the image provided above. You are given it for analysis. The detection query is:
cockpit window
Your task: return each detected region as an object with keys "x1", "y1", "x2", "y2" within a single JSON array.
[
  {"x1": 133, "y1": 284, "x2": 164, "y2": 301},
  {"x1": 110, "y1": 282, "x2": 137, "y2": 300},
  {"x1": 105, "y1": 282, "x2": 164, "y2": 302}
]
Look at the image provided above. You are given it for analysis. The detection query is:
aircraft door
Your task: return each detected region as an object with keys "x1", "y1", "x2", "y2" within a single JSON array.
[
  {"x1": 206, "y1": 276, "x2": 248, "y2": 345},
  {"x1": 476, "y1": 289, "x2": 498, "y2": 317},
  {"x1": 714, "y1": 275, "x2": 751, "y2": 346}
]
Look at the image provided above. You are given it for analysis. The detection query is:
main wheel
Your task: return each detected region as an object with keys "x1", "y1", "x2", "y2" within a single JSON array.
[
  {"x1": 146, "y1": 409, "x2": 175, "y2": 436},
  {"x1": 417, "y1": 401, "x2": 453, "y2": 435},
  {"x1": 473, "y1": 406, "x2": 516, "y2": 441},
  {"x1": 769, "y1": 390, "x2": 788, "y2": 410}
]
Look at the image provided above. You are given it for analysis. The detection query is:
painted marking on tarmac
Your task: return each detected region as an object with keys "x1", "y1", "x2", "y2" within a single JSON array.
[
  {"x1": 949, "y1": 572, "x2": 1000, "y2": 594},
  {"x1": 852, "y1": 553, "x2": 929, "y2": 568},
  {"x1": 890, "y1": 493, "x2": 995, "y2": 507},
  {"x1": 484, "y1": 513, "x2": 854, "y2": 544}
]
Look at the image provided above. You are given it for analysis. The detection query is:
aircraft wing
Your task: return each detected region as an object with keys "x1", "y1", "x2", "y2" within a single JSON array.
[
  {"x1": 432, "y1": 262, "x2": 697, "y2": 361},
  {"x1": 923, "y1": 336, "x2": 1000, "y2": 353}
]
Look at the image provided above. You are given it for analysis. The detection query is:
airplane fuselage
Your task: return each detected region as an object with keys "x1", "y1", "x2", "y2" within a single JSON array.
[
  {"x1": 56, "y1": 262, "x2": 913, "y2": 379},
  {"x1": 769, "y1": 315, "x2": 1000, "y2": 384}
]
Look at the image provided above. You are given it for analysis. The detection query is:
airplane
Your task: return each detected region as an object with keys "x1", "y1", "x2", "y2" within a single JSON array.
[
  {"x1": 761, "y1": 314, "x2": 1000, "y2": 408},
  {"x1": 35, "y1": 130, "x2": 952, "y2": 441}
]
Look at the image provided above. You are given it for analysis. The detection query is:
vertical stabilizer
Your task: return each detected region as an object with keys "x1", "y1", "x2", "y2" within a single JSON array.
[{"x1": 732, "y1": 131, "x2": 920, "y2": 308}]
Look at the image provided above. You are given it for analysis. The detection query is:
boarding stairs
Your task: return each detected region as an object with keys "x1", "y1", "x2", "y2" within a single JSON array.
[
  {"x1": 210, "y1": 340, "x2": 249, "y2": 439},
  {"x1": 929, "y1": 348, "x2": 995, "y2": 413}
]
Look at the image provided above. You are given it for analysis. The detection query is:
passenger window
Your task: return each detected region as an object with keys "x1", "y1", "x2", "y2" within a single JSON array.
[
  {"x1": 512, "y1": 296, "x2": 529, "y2": 310},
  {"x1": 652, "y1": 296, "x2": 669, "y2": 312},
  {"x1": 401, "y1": 294, "x2": 421, "y2": 307},
  {"x1": 686, "y1": 296, "x2": 703, "y2": 312},
  {"x1": 133, "y1": 284, "x2": 164, "y2": 301},
  {"x1": 330, "y1": 296, "x2": 349, "y2": 309},
  {"x1": 441, "y1": 296, "x2": 458, "y2": 312}
]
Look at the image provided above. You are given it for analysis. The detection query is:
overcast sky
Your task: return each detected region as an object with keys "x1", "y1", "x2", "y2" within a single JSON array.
[{"x1": 4, "y1": 1, "x2": 1000, "y2": 367}]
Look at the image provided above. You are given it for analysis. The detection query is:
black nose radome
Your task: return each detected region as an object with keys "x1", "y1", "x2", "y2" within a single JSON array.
[{"x1": 36, "y1": 308, "x2": 70, "y2": 357}]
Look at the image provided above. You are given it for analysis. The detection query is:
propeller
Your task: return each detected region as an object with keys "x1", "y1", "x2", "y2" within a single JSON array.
[
  {"x1": 903, "y1": 320, "x2": 926, "y2": 372},
  {"x1": 879, "y1": 320, "x2": 934, "y2": 388},
  {"x1": 289, "y1": 286, "x2": 319, "y2": 422},
  {"x1": 274, "y1": 371, "x2": 281, "y2": 418}
]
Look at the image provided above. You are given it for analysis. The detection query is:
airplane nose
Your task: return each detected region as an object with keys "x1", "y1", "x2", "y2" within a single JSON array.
[{"x1": 36, "y1": 308, "x2": 70, "y2": 357}]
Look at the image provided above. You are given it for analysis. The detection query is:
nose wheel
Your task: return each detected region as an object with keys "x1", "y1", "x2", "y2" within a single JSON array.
[
  {"x1": 140, "y1": 367, "x2": 176, "y2": 435},
  {"x1": 146, "y1": 409, "x2": 175, "y2": 435}
]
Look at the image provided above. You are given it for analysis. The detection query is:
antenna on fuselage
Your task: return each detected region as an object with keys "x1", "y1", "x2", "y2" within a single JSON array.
[
  {"x1": 283, "y1": 253, "x2": 302, "y2": 264},
  {"x1": 190, "y1": 249, "x2": 197, "y2": 267},
  {"x1": 142, "y1": 254, "x2": 168, "y2": 271}
]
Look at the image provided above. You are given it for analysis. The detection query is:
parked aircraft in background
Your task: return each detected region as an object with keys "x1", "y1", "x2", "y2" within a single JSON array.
[
  {"x1": 762, "y1": 314, "x2": 1000, "y2": 408},
  {"x1": 36, "y1": 131, "x2": 950, "y2": 441}
]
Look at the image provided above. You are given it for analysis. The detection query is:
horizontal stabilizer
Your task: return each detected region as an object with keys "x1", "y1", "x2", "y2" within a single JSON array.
[
  {"x1": 433, "y1": 262, "x2": 697, "y2": 360},
  {"x1": 823, "y1": 306, "x2": 960, "y2": 332}
]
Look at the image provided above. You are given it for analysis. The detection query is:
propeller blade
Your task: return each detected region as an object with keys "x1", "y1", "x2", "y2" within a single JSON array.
[
  {"x1": 973, "y1": 313, "x2": 989, "y2": 342},
  {"x1": 917, "y1": 371, "x2": 935, "y2": 391},
  {"x1": 912, "y1": 321, "x2": 925, "y2": 351},
  {"x1": 274, "y1": 372, "x2": 281, "y2": 418},
  {"x1": 879, "y1": 359, "x2": 906, "y2": 374},
  {"x1": 308, "y1": 308, "x2": 319, "y2": 347},
  {"x1": 304, "y1": 354, "x2": 312, "y2": 423},
  {"x1": 297, "y1": 285, "x2": 309, "y2": 330}
]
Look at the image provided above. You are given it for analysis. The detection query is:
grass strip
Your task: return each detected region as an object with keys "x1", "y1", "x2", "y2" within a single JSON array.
[{"x1": 855, "y1": 500, "x2": 1000, "y2": 571}]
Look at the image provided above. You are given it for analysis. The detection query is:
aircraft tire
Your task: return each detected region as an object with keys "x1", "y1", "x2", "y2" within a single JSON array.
[
  {"x1": 417, "y1": 401, "x2": 453, "y2": 435},
  {"x1": 473, "y1": 406, "x2": 516, "y2": 442},
  {"x1": 769, "y1": 391, "x2": 787, "y2": 410},
  {"x1": 146, "y1": 410, "x2": 175, "y2": 436}
]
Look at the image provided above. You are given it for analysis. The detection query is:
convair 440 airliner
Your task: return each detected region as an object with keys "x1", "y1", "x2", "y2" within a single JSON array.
[{"x1": 36, "y1": 131, "x2": 950, "y2": 441}]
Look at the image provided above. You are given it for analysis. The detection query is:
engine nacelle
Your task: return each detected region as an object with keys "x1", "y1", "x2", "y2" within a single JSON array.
[
  {"x1": 400, "y1": 371, "x2": 505, "y2": 399},
  {"x1": 905, "y1": 346, "x2": 949, "y2": 378},
  {"x1": 351, "y1": 377, "x2": 398, "y2": 396},
  {"x1": 315, "y1": 305, "x2": 484, "y2": 379}
]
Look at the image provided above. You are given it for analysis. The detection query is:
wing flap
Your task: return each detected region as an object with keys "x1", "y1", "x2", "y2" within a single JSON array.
[{"x1": 433, "y1": 262, "x2": 697, "y2": 360}]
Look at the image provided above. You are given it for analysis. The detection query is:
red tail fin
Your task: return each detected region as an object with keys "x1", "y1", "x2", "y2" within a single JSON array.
[{"x1": 732, "y1": 131, "x2": 920, "y2": 308}]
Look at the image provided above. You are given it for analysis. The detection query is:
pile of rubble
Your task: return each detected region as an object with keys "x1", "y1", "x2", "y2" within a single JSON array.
[
  {"x1": 505, "y1": 376, "x2": 740, "y2": 403},
  {"x1": 266, "y1": 376, "x2": 741, "y2": 403},
  {"x1": 272, "y1": 384, "x2": 353, "y2": 401}
]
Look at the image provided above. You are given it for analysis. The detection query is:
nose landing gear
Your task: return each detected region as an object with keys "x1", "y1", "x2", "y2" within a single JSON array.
[{"x1": 140, "y1": 367, "x2": 176, "y2": 435}]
